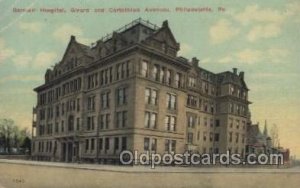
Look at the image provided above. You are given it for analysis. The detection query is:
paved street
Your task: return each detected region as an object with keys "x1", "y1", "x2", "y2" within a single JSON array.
[{"x1": 0, "y1": 159, "x2": 299, "y2": 188}]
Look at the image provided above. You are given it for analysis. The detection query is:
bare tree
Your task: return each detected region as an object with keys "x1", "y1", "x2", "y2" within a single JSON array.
[{"x1": 270, "y1": 124, "x2": 279, "y2": 148}]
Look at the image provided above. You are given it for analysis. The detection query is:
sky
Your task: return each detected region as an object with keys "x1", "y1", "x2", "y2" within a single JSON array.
[{"x1": 0, "y1": 0, "x2": 299, "y2": 157}]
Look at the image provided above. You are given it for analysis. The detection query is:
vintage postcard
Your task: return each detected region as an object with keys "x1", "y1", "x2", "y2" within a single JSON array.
[{"x1": 0, "y1": 0, "x2": 299, "y2": 187}]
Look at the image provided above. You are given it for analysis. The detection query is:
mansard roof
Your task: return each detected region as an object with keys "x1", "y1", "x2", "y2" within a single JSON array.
[{"x1": 216, "y1": 70, "x2": 249, "y2": 90}]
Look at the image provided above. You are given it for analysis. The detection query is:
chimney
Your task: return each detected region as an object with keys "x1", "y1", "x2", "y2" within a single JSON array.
[
  {"x1": 70, "y1": 35, "x2": 76, "y2": 41},
  {"x1": 239, "y1": 71, "x2": 244, "y2": 79},
  {"x1": 192, "y1": 57, "x2": 199, "y2": 67},
  {"x1": 232, "y1": 68, "x2": 237, "y2": 75},
  {"x1": 162, "y1": 20, "x2": 169, "y2": 27}
]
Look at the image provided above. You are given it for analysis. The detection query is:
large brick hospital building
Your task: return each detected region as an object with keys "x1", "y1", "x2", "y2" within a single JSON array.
[{"x1": 31, "y1": 18, "x2": 251, "y2": 163}]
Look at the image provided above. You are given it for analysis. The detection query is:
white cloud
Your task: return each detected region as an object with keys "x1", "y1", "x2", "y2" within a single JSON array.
[
  {"x1": 200, "y1": 58, "x2": 211, "y2": 64},
  {"x1": 0, "y1": 38, "x2": 15, "y2": 64},
  {"x1": 233, "y1": 4, "x2": 300, "y2": 42},
  {"x1": 217, "y1": 48, "x2": 289, "y2": 64},
  {"x1": 218, "y1": 56, "x2": 233, "y2": 64},
  {"x1": 12, "y1": 51, "x2": 57, "y2": 69},
  {"x1": 12, "y1": 52, "x2": 32, "y2": 67},
  {"x1": 234, "y1": 5, "x2": 285, "y2": 25},
  {"x1": 178, "y1": 43, "x2": 192, "y2": 56},
  {"x1": 266, "y1": 48, "x2": 289, "y2": 63},
  {"x1": 285, "y1": 2, "x2": 300, "y2": 23},
  {"x1": 19, "y1": 22, "x2": 43, "y2": 33},
  {"x1": 251, "y1": 72, "x2": 297, "y2": 79},
  {"x1": 209, "y1": 19, "x2": 239, "y2": 44},
  {"x1": 235, "y1": 49, "x2": 263, "y2": 64},
  {"x1": 32, "y1": 52, "x2": 57, "y2": 68},
  {"x1": 0, "y1": 75, "x2": 41, "y2": 83},
  {"x1": 247, "y1": 23, "x2": 281, "y2": 42},
  {"x1": 52, "y1": 24, "x2": 93, "y2": 44},
  {"x1": 53, "y1": 24, "x2": 83, "y2": 43}
]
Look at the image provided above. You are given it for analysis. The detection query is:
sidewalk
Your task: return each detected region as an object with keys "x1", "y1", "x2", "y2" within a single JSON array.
[{"x1": 1, "y1": 159, "x2": 300, "y2": 173}]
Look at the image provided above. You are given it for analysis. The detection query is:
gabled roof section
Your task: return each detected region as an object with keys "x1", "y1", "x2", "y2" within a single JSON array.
[
  {"x1": 59, "y1": 35, "x2": 92, "y2": 65},
  {"x1": 147, "y1": 20, "x2": 180, "y2": 50}
]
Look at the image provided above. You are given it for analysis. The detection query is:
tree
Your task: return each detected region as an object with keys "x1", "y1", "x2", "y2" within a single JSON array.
[
  {"x1": 270, "y1": 124, "x2": 279, "y2": 147},
  {"x1": 21, "y1": 137, "x2": 32, "y2": 154},
  {"x1": 0, "y1": 119, "x2": 15, "y2": 153},
  {"x1": 0, "y1": 118, "x2": 31, "y2": 154}
]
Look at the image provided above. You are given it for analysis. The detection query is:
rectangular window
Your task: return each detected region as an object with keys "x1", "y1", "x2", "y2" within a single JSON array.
[
  {"x1": 116, "y1": 111, "x2": 127, "y2": 128},
  {"x1": 56, "y1": 105, "x2": 59, "y2": 117},
  {"x1": 55, "y1": 122, "x2": 58, "y2": 133},
  {"x1": 236, "y1": 119, "x2": 240, "y2": 129},
  {"x1": 210, "y1": 118, "x2": 214, "y2": 127},
  {"x1": 165, "y1": 116, "x2": 176, "y2": 131},
  {"x1": 229, "y1": 118, "x2": 233, "y2": 128},
  {"x1": 175, "y1": 73, "x2": 181, "y2": 88},
  {"x1": 117, "y1": 88, "x2": 127, "y2": 105},
  {"x1": 144, "y1": 137, "x2": 150, "y2": 151},
  {"x1": 171, "y1": 140, "x2": 176, "y2": 152},
  {"x1": 147, "y1": 112, "x2": 157, "y2": 128},
  {"x1": 145, "y1": 88, "x2": 151, "y2": 104},
  {"x1": 209, "y1": 132, "x2": 213, "y2": 142},
  {"x1": 151, "y1": 138, "x2": 157, "y2": 151},
  {"x1": 165, "y1": 139, "x2": 177, "y2": 153},
  {"x1": 105, "y1": 114, "x2": 110, "y2": 129},
  {"x1": 188, "y1": 115, "x2": 196, "y2": 128},
  {"x1": 144, "y1": 112, "x2": 157, "y2": 129},
  {"x1": 144, "y1": 112, "x2": 150, "y2": 128},
  {"x1": 152, "y1": 64, "x2": 159, "y2": 81},
  {"x1": 100, "y1": 114, "x2": 109, "y2": 129},
  {"x1": 236, "y1": 133, "x2": 239, "y2": 143},
  {"x1": 170, "y1": 116, "x2": 176, "y2": 131},
  {"x1": 87, "y1": 96, "x2": 95, "y2": 111},
  {"x1": 91, "y1": 138, "x2": 95, "y2": 151},
  {"x1": 85, "y1": 139, "x2": 89, "y2": 151},
  {"x1": 167, "y1": 93, "x2": 176, "y2": 110},
  {"x1": 141, "y1": 60, "x2": 148, "y2": 77},
  {"x1": 61, "y1": 120, "x2": 64, "y2": 132},
  {"x1": 101, "y1": 92, "x2": 110, "y2": 109},
  {"x1": 188, "y1": 77, "x2": 196, "y2": 87},
  {"x1": 166, "y1": 69, "x2": 171, "y2": 85},
  {"x1": 117, "y1": 64, "x2": 122, "y2": 80},
  {"x1": 188, "y1": 133, "x2": 193, "y2": 144},
  {"x1": 87, "y1": 117, "x2": 91, "y2": 130},
  {"x1": 215, "y1": 119, "x2": 220, "y2": 127},
  {"x1": 151, "y1": 90, "x2": 157, "y2": 105},
  {"x1": 76, "y1": 118, "x2": 80, "y2": 130},
  {"x1": 99, "y1": 138, "x2": 103, "y2": 150},
  {"x1": 122, "y1": 137, "x2": 127, "y2": 150},
  {"x1": 214, "y1": 133, "x2": 219, "y2": 142},
  {"x1": 105, "y1": 138, "x2": 110, "y2": 151},
  {"x1": 77, "y1": 98, "x2": 80, "y2": 112},
  {"x1": 165, "y1": 139, "x2": 170, "y2": 152},
  {"x1": 145, "y1": 88, "x2": 157, "y2": 105},
  {"x1": 165, "y1": 116, "x2": 175, "y2": 131},
  {"x1": 187, "y1": 95, "x2": 197, "y2": 107},
  {"x1": 114, "y1": 137, "x2": 119, "y2": 151}
]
